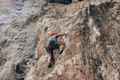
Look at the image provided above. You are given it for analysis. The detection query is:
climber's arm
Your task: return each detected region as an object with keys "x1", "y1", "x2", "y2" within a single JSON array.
[{"x1": 55, "y1": 33, "x2": 66, "y2": 38}]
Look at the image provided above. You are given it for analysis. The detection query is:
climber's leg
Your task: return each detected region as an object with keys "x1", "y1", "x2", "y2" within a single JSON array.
[
  {"x1": 50, "y1": 50, "x2": 55, "y2": 64},
  {"x1": 48, "y1": 48, "x2": 55, "y2": 68}
]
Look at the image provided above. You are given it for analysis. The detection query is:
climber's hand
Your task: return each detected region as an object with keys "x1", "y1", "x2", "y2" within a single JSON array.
[{"x1": 64, "y1": 32, "x2": 68, "y2": 37}]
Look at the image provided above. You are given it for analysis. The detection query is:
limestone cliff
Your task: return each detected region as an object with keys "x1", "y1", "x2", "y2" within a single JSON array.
[{"x1": 0, "y1": 0, "x2": 120, "y2": 80}]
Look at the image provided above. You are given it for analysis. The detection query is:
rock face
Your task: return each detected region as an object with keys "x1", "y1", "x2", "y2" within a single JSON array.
[{"x1": 0, "y1": 0, "x2": 120, "y2": 80}]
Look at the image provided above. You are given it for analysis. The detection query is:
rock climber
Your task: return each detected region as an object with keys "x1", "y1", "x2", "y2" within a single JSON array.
[{"x1": 46, "y1": 31, "x2": 67, "y2": 68}]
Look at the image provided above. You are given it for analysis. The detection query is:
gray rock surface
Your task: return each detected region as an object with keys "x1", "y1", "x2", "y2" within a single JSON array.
[{"x1": 0, "y1": 0, "x2": 120, "y2": 80}]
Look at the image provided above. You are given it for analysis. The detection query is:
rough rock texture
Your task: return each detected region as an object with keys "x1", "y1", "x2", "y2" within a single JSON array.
[{"x1": 0, "y1": 0, "x2": 120, "y2": 80}]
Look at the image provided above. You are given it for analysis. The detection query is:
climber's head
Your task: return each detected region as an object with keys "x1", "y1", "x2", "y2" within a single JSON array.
[{"x1": 47, "y1": 31, "x2": 57, "y2": 36}]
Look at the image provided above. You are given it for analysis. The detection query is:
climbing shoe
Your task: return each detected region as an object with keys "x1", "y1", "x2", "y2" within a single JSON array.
[
  {"x1": 48, "y1": 63, "x2": 53, "y2": 68},
  {"x1": 48, "y1": 62, "x2": 55, "y2": 68}
]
